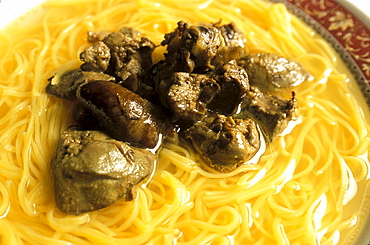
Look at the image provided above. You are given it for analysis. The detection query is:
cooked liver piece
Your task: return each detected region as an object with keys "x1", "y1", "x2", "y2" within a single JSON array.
[
  {"x1": 46, "y1": 69, "x2": 115, "y2": 101},
  {"x1": 161, "y1": 21, "x2": 223, "y2": 73},
  {"x1": 51, "y1": 127, "x2": 156, "y2": 215},
  {"x1": 76, "y1": 80, "x2": 163, "y2": 149},
  {"x1": 208, "y1": 62, "x2": 250, "y2": 115},
  {"x1": 237, "y1": 53, "x2": 313, "y2": 91},
  {"x1": 236, "y1": 86, "x2": 298, "y2": 141},
  {"x1": 166, "y1": 72, "x2": 220, "y2": 122},
  {"x1": 80, "y1": 31, "x2": 156, "y2": 93},
  {"x1": 185, "y1": 115, "x2": 260, "y2": 172},
  {"x1": 80, "y1": 41, "x2": 111, "y2": 72}
]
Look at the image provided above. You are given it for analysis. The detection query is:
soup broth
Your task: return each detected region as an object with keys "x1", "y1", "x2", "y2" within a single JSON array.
[{"x1": 0, "y1": 0, "x2": 369, "y2": 244}]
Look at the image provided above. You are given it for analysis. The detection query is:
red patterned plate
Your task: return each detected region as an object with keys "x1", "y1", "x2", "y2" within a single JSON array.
[
  {"x1": 273, "y1": 1, "x2": 370, "y2": 244},
  {"x1": 0, "y1": 0, "x2": 369, "y2": 244},
  {"x1": 274, "y1": 0, "x2": 370, "y2": 105}
]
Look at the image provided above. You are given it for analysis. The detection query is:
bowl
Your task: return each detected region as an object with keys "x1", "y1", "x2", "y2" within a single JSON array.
[{"x1": 0, "y1": 0, "x2": 369, "y2": 244}]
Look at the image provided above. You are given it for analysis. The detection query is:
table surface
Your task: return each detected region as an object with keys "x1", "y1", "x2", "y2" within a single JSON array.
[{"x1": 347, "y1": 0, "x2": 370, "y2": 16}]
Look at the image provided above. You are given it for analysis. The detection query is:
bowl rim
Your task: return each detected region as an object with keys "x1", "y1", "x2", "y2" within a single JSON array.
[
  {"x1": 273, "y1": 0, "x2": 370, "y2": 107},
  {"x1": 1, "y1": 0, "x2": 369, "y2": 244},
  {"x1": 271, "y1": 0, "x2": 370, "y2": 244}
]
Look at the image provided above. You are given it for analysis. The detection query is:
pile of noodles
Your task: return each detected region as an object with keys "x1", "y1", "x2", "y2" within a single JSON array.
[{"x1": 0, "y1": 0, "x2": 369, "y2": 244}]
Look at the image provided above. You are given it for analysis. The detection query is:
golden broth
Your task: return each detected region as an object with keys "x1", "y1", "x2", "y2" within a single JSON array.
[{"x1": 0, "y1": 0, "x2": 369, "y2": 244}]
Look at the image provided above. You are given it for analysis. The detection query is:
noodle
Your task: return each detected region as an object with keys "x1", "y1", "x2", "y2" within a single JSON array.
[{"x1": 0, "y1": 0, "x2": 370, "y2": 244}]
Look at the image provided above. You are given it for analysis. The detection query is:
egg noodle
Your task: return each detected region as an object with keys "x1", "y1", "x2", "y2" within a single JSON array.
[{"x1": 0, "y1": 0, "x2": 370, "y2": 244}]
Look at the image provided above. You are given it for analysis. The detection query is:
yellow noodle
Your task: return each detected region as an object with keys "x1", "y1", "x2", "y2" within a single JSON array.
[{"x1": 0, "y1": 0, "x2": 370, "y2": 244}]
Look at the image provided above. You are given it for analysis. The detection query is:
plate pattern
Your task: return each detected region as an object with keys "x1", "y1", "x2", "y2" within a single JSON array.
[
  {"x1": 287, "y1": 0, "x2": 370, "y2": 81},
  {"x1": 274, "y1": 1, "x2": 370, "y2": 244},
  {"x1": 273, "y1": 0, "x2": 370, "y2": 102}
]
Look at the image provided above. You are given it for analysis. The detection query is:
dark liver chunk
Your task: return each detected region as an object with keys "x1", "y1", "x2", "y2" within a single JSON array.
[
  {"x1": 80, "y1": 41, "x2": 111, "y2": 72},
  {"x1": 213, "y1": 22, "x2": 245, "y2": 47},
  {"x1": 161, "y1": 21, "x2": 222, "y2": 73},
  {"x1": 185, "y1": 115, "x2": 260, "y2": 172},
  {"x1": 236, "y1": 86, "x2": 298, "y2": 141},
  {"x1": 166, "y1": 72, "x2": 220, "y2": 122},
  {"x1": 237, "y1": 53, "x2": 313, "y2": 91},
  {"x1": 80, "y1": 31, "x2": 156, "y2": 93},
  {"x1": 46, "y1": 69, "x2": 115, "y2": 101},
  {"x1": 76, "y1": 80, "x2": 163, "y2": 149},
  {"x1": 51, "y1": 127, "x2": 156, "y2": 215},
  {"x1": 208, "y1": 62, "x2": 250, "y2": 115}
]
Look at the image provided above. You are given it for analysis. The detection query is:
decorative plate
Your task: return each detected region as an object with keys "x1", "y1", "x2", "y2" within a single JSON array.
[
  {"x1": 274, "y1": 1, "x2": 370, "y2": 244},
  {"x1": 275, "y1": 0, "x2": 370, "y2": 104},
  {"x1": 0, "y1": 0, "x2": 369, "y2": 244}
]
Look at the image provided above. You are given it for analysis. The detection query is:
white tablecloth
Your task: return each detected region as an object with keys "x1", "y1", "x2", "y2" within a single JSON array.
[{"x1": 347, "y1": 0, "x2": 370, "y2": 17}]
